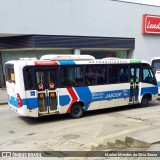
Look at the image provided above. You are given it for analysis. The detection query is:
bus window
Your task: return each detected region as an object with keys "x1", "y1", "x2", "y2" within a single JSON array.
[
  {"x1": 97, "y1": 66, "x2": 107, "y2": 85},
  {"x1": 35, "y1": 70, "x2": 45, "y2": 90},
  {"x1": 85, "y1": 66, "x2": 95, "y2": 85},
  {"x1": 74, "y1": 67, "x2": 84, "y2": 86},
  {"x1": 136, "y1": 68, "x2": 140, "y2": 83},
  {"x1": 108, "y1": 65, "x2": 118, "y2": 83},
  {"x1": 24, "y1": 67, "x2": 34, "y2": 90},
  {"x1": 152, "y1": 59, "x2": 160, "y2": 70},
  {"x1": 85, "y1": 66, "x2": 107, "y2": 85},
  {"x1": 142, "y1": 68, "x2": 154, "y2": 84},
  {"x1": 47, "y1": 70, "x2": 56, "y2": 89},
  {"x1": 5, "y1": 65, "x2": 15, "y2": 83},
  {"x1": 119, "y1": 66, "x2": 129, "y2": 83},
  {"x1": 60, "y1": 66, "x2": 84, "y2": 87}
]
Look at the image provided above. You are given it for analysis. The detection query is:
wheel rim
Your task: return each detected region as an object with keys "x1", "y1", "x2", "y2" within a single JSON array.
[
  {"x1": 74, "y1": 108, "x2": 80, "y2": 115},
  {"x1": 71, "y1": 104, "x2": 83, "y2": 118},
  {"x1": 143, "y1": 99, "x2": 147, "y2": 105},
  {"x1": 142, "y1": 97, "x2": 148, "y2": 106}
]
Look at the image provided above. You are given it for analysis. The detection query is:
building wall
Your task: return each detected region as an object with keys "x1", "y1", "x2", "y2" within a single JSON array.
[
  {"x1": 1, "y1": 50, "x2": 72, "y2": 68},
  {"x1": 0, "y1": 49, "x2": 72, "y2": 86},
  {"x1": 0, "y1": 53, "x2": 4, "y2": 87},
  {"x1": 0, "y1": 0, "x2": 160, "y2": 62}
]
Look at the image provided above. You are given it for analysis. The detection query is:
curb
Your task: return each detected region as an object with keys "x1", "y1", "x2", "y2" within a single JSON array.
[
  {"x1": 0, "y1": 88, "x2": 8, "y2": 105},
  {"x1": 90, "y1": 136, "x2": 152, "y2": 151}
]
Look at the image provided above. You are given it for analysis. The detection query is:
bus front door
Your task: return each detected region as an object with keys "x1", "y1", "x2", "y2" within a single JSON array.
[
  {"x1": 129, "y1": 66, "x2": 140, "y2": 104},
  {"x1": 46, "y1": 70, "x2": 58, "y2": 113},
  {"x1": 35, "y1": 69, "x2": 58, "y2": 115}
]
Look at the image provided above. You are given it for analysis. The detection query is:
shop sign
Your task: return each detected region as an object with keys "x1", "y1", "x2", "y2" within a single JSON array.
[{"x1": 142, "y1": 14, "x2": 160, "y2": 34}]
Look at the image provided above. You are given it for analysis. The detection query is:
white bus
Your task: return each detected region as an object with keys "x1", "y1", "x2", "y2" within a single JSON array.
[
  {"x1": 5, "y1": 55, "x2": 158, "y2": 118},
  {"x1": 151, "y1": 57, "x2": 160, "y2": 94}
]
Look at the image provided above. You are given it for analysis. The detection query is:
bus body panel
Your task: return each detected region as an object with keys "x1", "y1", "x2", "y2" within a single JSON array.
[
  {"x1": 58, "y1": 83, "x2": 158, "y2": 113},
  {"x1": 140, "y1": 83, "x2": 158, "y2": 101},
  {"x1": 5, "y1": 61, "x2": 31, "y2": 116}
]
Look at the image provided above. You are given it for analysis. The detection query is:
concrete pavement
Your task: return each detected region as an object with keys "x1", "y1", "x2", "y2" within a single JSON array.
[
  {"x1": 1, "y1": 88, "x2": 160, "y2": 157},
  {"x1": 0, "y1": 88, "x2": 8, "y2": 105},
  {"x1": 89, "y1": 101, "x2": 160, "y2": 152}
]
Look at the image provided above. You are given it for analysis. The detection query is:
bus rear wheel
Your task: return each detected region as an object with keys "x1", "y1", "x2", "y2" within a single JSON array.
[
  {"x1": 70, "y1": 104, "x2": 84, "y2": 119},
  {"x1": 140, "y1": 95, "x2": 149, "y2": 107}
]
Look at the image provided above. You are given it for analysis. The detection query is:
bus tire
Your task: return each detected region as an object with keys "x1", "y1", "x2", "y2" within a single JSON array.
[
  {"x1": 140, "y1": 95, "x2": 149, "y2": 107},
  {"x1": 70, "y1": 104, "x2": 84, "y2": 119}
]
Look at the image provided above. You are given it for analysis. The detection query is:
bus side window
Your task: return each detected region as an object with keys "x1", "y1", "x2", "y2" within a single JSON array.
[
  {"x1": 119, "y1": 66, "x2": 129, "y2": 83},
  {"x1": 60, "y1": 68, "x2": 72, "y2": 87},
  {"x1": 24, "y1": 68, "x2": 34, "y2": 90},
  {"x1": 97, "y1": 66, "x2": 107, "y2": 85},
  {"x1": 74, "y1": 67, "x2": 84, "y2": 86},
  {"x1": 85, "y1": 66, "x2": 97, "y2": 85},
  {"x1": 85, "y1": 66, "x2": 107, "y2": 86},
  {"x1": 5, "y1": 65, "x2": 15, "y2": 83},
  {"x1": 48, "y1": 70, "x2": 56, "y2": 89},
  {"x1": 60, "y1": 66, "x2": 84, "y2": 87},
  {"x1": 142, "y1": 68, "x2": 153, "y2": 84},
  {"x1": 108, "y1": 66, "x2": 118, "y2": 83}
]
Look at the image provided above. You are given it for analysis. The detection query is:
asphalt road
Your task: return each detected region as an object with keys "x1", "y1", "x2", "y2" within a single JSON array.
[{"x1": 1, "y1": 101, "x2": 160, "y2": 160}]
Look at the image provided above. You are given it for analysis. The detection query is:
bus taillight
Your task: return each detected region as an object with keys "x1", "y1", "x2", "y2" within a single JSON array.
[{"x1": 17, "y1": 93, "x2": 23, "y2": 108}]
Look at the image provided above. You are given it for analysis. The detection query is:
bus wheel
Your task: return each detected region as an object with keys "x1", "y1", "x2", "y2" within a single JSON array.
[
  {"x1": 140, "y1": 95, "x2": 149, "y2": 107},
  {"x1": 70, "y1": 104, "x2": 84, "y2": 119}
]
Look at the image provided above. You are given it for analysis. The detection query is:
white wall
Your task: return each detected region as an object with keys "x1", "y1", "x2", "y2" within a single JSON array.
[{"x1": 0, "y1": 0, "x2": 160, "y2": 62}]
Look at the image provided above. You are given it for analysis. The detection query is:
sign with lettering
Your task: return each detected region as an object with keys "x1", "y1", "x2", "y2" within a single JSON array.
[
  {"x1": 142, "y1": 14, "x2": 160, "y2": 34},
  {"x1": 34, "y1": 61, "x2": 59, "y2": 66},
  {"x1": 91, "y1": 90, "x2": 129, "y2": 101}
]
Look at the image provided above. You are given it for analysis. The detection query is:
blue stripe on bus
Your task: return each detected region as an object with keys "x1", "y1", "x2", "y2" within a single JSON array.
[
  {"x1": 8, "y1": 96, "x2": 38, "y2": 109},
  {"x1": 92, "y1": 89, "x2": 130, "y2": 101},
  {"x1": 74, "y1": 86, "x2": 92, "y2": 110},
  {"x1": 74, "y1": 88, "x2": 130, "y2": 111},
  {"x1": 25, "y1": 98, "x2": 38, "y2": 109},
  {"x1": 59, "y1": 95, "x2": 71, "y2": 106},
  {"x1": 8, "y1": 86, "x2": 158, "y2": 109},
  {"x1": 141, "y1": 86, "x2": 158, "y2": 95},
  {"x1": 58, "y1": 61, "x2": 75, "y2": 65},
  {"x1": 157, "y1": 81, "x2": 160, "y2": 86}
]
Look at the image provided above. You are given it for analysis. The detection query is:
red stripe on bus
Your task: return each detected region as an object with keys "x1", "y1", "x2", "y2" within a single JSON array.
[
  {"x1": 66, "y1": 88, "x2": 78, "y2": 113},
  {"x1": 34, "y1": 61, "x2": 59, "y2": 66}
]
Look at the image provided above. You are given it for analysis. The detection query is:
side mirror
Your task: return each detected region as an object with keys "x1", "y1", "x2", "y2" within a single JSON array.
[{"x1": 152, "y1": 67, "x2": 156, "y2": 74}]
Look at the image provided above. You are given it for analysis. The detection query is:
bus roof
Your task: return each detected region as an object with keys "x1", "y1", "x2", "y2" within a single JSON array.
[
  {"x1": 32, "y1": 58, "x2": 149, "y2": 66},
  {"x1": 40, "y1": 54, "x2": 95, "y2": 60},
  {"x1": 5, "y1": 57, "x2": 149, "y2": 66},
  {"x1": 151, "y1": 57, "x2": 160, "y2": 60}
]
